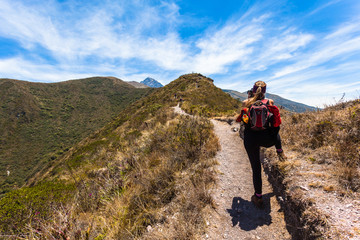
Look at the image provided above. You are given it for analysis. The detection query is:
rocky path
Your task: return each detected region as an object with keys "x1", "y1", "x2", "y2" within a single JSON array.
[
  {"x1": 173, "y1": 104, "x2": 291, "y2": 239},
  {"x1": 204, "y1": 120, "x2": 291, "y2": 240}
]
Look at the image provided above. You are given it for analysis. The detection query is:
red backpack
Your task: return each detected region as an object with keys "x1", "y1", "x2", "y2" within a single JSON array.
[{"x1": 248, "y1": 99, "x2": 273, "y2": 131}]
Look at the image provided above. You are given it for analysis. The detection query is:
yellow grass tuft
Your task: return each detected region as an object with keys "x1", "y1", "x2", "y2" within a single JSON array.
[{"x1": 323, "y1": 185, "x2": 336, "y2": 192}]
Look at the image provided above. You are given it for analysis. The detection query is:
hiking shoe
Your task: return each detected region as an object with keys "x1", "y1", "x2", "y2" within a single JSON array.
[
  {"x1": 277, "y1": 151, "x2": 287, "y2": 162},
  {"x1": 251, "y1": 195, "x2": 264, "y2": 208}
]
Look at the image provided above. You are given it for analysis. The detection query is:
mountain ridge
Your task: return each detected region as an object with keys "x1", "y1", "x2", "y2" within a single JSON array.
[
  {"x1": 223, "y1": 89, "x2": 317, "y2": 112},
  {"x1": 141, "y1": 77, "x2": 163, "y2": 88},
  {"x1": 0, "y1": 76, "x2": 153, "y2": 193},
  {"x1": 0, "y1": 73, "x2": 239, "y2": 238}
]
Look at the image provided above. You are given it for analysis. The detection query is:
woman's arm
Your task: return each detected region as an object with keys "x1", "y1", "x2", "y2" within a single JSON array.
[{"x1": 268, "y1": 99, "x2": 274, "y2": 106}]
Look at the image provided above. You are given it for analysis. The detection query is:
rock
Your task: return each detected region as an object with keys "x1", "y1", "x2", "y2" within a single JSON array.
[
  {"x1": 146, "y1": 225, "x2": 153, "y2": 232},
  {"x1": 231, "y1": 127, "x2": 239, "y2": 132}
]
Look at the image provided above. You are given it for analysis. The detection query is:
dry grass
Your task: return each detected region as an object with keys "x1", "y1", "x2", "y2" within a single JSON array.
[
  {"x1": 263, "y1": 99, "x2": 360, "y2": 239},
  {"x1": 109, "y1": 114, "x2": 219, "y2": 239},
  {"x1": 0, "y1": 73, "x2": 240, "y2": 238},
  {"x1": 19, "y1": 110, "x2": 219, "y2": 239},
  {"x1": 281, "y1": 99, "x2": 360, "y2": 192}
]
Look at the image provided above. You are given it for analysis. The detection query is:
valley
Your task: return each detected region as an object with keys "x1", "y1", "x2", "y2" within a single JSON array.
[{"x1": 0, "y1": 77, "x2": 153, "y2": 193}]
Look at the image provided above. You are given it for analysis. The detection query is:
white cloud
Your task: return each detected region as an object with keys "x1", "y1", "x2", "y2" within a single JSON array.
[
  {"x1": 0, "y1": 0, "x2": 188, "y2": 68},
  {"x1": 0, "y1": 1, "x2": 61, "y2": 50},
  {"x1": 242, "y1": 31, "x2": 314, "y2": 71},
  {"x1": 191, "y1": 19, "x2": 263, "y2": 74},
  {"x1": 267, "y1": 59, "x2": 360, "y2": 107},
  {"x1": 0, "y1": 0, "x2": 359, "y2": 108},
  {"x1": 0, "y1": 57, "x2": 92, "y2": 81},
  {"x1": 307, "y1": 0, "x2": 342, "y2": 16},
  {"x1": 271, "y1": 20, "x2": 360, "y2": 79}
]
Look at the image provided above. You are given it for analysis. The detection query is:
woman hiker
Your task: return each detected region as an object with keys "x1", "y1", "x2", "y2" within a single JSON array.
[{"x1": 237, "y1": 81, "x2": 287, "y2": 208}]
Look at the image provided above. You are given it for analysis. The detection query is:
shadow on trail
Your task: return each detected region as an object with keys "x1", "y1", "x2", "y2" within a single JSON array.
[{"x1": 226, "y1": 193, "x2": 274, "y2": 231}]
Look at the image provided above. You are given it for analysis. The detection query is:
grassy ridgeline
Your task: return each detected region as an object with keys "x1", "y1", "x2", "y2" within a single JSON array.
[
  {"x1": 0, "y1": 73, "x2": 239, "y2": 238},
  {"x1": 0, "y1": 77, "x2": 153, "y2": 193}
]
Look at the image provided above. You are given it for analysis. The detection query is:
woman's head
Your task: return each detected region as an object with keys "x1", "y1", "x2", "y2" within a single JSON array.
[
  {"x1": 252, "y1": 81, "x2": 266, "y2": 94},
  {"x1": 252, "y1": 81, "x2": 266, "y2": 100},
  {"x1": 245, "y1": 81, "x2": 267, "y2": 108}
]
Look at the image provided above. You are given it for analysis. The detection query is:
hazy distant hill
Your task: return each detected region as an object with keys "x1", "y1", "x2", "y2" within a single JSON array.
[
  {"x1": 223, "y1": 89, "x2": 317, "y2": 112},
  {"x1": 0, "y1": 77, "x2": 153, "y2": 193},
  {"x1": 141, "y1": 77, "x2": 163, "y2": 88},
  {"x1": 126, "y1": 81, "x2": 149, "y2": 88}
]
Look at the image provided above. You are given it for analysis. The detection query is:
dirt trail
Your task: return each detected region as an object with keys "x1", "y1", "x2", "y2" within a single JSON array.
[
  {"x1": 173, "y1": 104, "x2": 290, "y2": 239},
  {"x1": 205, "y1": 120, "x2": 291, "y2": 240}
]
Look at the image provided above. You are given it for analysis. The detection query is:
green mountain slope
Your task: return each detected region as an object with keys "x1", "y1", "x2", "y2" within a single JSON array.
[
  {"x1": 0, "y1": 77, "x2": 153, "y2": 193},
  {"x1": 0, "y1": 73, "x2": 239, "y2": 238},
  {"x1": 38, "y1": 74, "x2": 240, "y2": 183},
  {"x1": 223, "y1": 89, "x2": 317, "y2": 112}
]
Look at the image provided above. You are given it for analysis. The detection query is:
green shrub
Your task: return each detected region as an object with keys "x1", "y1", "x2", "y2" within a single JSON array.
[{"x1": 0, "y1": 181, "x2": 75, "y2": 233}]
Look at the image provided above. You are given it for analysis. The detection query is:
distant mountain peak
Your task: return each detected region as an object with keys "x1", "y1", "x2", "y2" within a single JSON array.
[
  {"x1": 223, "y1": 89, "x2": 317, "y2": 113},
  {"x1": 140, "y1": 77, "x2": 163, "y2": 88}
]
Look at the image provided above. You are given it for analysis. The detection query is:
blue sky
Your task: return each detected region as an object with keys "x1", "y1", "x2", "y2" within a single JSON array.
[{"x1": 0, "y1": 0, "x2": 359, "y2": 107}]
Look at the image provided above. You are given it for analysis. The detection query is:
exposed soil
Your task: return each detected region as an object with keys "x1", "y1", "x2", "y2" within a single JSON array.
[
  {"x1": 173, "y1": 104, "x2": 291, "y2": 239},
  {"x1": 174, "y1": 104, "x2": 360, "y2": 240},
  {"x1": 263, "y1": 149, "x2": 360, "y2": 240},
  {"x1": 204, "y1": 119, "x2": 291, "y2": 240}
]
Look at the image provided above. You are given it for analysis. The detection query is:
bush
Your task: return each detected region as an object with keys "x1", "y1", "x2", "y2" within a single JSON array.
[
  {"x1": 0, "y1": 181, "x2": 75, "y2": 233},
  {"x1": 310, "y1": 120, "x2": 334, "y2": 148},
  {"x1": 114, "y1": 114, "x2": 217, "y2": 238},
  {"x1": 280, "y1": 100, "x2": 360, "y2": 192}
]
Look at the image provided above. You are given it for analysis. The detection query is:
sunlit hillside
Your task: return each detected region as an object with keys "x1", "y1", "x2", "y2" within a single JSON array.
[
  {"x1": 0, "y1": 74, "x2": 240, "y2": 239},
  {"x1": 264, "y1": 100, "x2": 360, "y2": 239},
  {"x1": 0, "y1": 77, "x2": 153, "y2": 194},
  {"x1": 1, "y1": 72, "x2": 358, "y2": 239}
]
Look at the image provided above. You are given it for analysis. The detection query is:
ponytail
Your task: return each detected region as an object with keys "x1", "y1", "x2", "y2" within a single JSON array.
[{"x1": 245, "y1": 83, "x2": 266, "y2": 108}]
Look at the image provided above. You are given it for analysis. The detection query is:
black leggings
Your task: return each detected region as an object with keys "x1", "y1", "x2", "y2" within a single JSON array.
[{"x1": 243, "y1": 127, "x2": 282, "y2": 195}]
